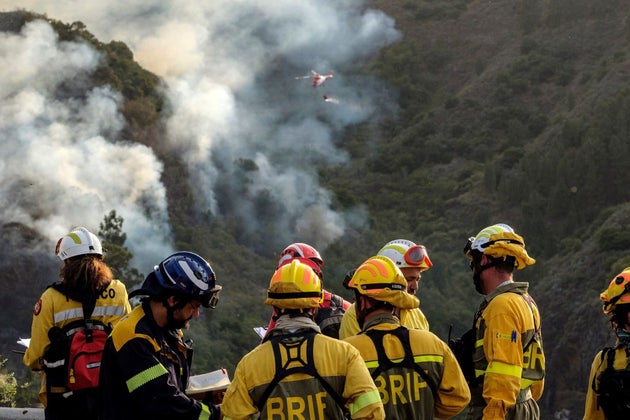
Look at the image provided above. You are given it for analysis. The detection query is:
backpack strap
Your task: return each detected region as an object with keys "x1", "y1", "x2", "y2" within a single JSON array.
[
  {"x1": 255, "y1": 331, "x2": 348, "y2": 415},
  {"x1": 364, "y1": 326, "x2": 438, "y2": 398},
  {"x1": 592, "y1": 346, "x2": 616, "y2": 395},
  {"x1": 51, "y1": 282, "x2": 111, "y2": 342}
]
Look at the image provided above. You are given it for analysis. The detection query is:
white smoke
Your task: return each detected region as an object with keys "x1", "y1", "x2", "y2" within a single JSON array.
[
  {"x1": 0, "y1": 20, "x2": 172, "y2": 269},
  {"x1": 1, "y1": 0, "x2": 401, "y2": 253}
]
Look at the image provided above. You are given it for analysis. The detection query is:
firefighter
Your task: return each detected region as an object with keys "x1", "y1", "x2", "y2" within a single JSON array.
[
  {"x1": 23, "y1": 227, "x2": 131, "y2": 420},
  {"x1": 221, "y1": 259, "x2": 385, "y2": 420},
  {"x1": 462, "y1": 223, "x2": 545, "y2": 419},
  {"x1": 584, "y1": 268, "x2": 630, "y2": 419},
  {"x1": 264, "y1": 242, "x2": 351, "y2": 339},
  {"x1": 339, "y1": 239, "x2": 432, "y2": 339},
  {"x1": 97, "y1": 251, "x2": 222, "y2": 419},
  {"x1": 343, "y1": 255, "x2": 470, "y2": 419}
]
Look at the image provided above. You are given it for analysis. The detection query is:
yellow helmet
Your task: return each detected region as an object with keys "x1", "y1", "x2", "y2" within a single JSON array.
[
  {"x1": 464, "y1": 223, "x2": 535, "y2": 269},
  {"x1": 265, "y1": 259, "x2": 323, "y2": 309},
  {"x1": 345, "y1": 255, "x2": 419, "y2": 309},
  {"x1": 601, "y1": 268, "x2": 630, "y2": 314}
]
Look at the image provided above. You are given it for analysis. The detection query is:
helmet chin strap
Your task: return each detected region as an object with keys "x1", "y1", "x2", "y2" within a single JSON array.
[
  {"x1": 472, "y1": 258, "x2": 501, "y2": 294},
  {"x1": 356, "y1": 295, "x2": 392, "y2": 329},
  {"x1": 163, "y1": 299, "x2": 191, "y2": 329}
]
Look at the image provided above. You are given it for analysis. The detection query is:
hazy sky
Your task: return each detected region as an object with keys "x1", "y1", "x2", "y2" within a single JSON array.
[{"x1": 0, "y1": 1, "x2": 402, "y2": 267}]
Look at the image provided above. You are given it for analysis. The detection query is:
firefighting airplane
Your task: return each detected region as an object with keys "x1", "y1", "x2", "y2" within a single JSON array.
[{"x1": 295, "y1": 70, "x2": 334, "y2": 88}]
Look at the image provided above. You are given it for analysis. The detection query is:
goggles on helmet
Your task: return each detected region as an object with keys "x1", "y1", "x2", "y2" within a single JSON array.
[
  {"x1": 201, "y1": 286, "x2": 222, "y2": 309},
  {"x1": 463, "y1": 237, "x2": 475, "y2": 258},
  {"x1": 404, "y1": 245, "x2": 433, "y2": 268}
]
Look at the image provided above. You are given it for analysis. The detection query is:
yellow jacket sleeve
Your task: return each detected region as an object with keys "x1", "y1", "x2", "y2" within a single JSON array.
[
  {"x1": 23, "y1": 290, "x2": 55, "y2": 371},
  {"x1": 340, "y1": 303, "x2": 360, "y2": 339},
  {"x1": 480, "y1": 296, "x2": 530, "y2": 419},
  {"x1": 221, "y1": 360, "x2": 259, "y2": 420},
  {"x1": 583, "y1": 350, "x2": 606, "y2": 420},
  {"x1": 400, "y1": 307, "x2": 429, "y2": 331}
]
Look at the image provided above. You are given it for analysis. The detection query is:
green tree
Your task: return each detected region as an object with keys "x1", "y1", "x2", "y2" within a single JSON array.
[
  {"x1": 99, "y1": 210, "x2": 144, "y2": 287},
  {"x1": 0, "y1": 357, "x2": 17, "y2": 407}
]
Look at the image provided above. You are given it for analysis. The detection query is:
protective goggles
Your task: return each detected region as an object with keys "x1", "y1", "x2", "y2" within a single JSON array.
[
  {"x1": 404, "y1": 245, "x2": 433, "y2": 268},
  {"x1": 200, "y1": 286, "x2": 222, "y2": 309},
  {"x1": 463, "y1": 237, "x2": 475, "y2": 258}
]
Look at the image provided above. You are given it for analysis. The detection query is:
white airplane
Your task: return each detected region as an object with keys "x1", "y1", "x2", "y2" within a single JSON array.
[{"x1": 295, "y1": 70, "x2": 334, "y2": 88}]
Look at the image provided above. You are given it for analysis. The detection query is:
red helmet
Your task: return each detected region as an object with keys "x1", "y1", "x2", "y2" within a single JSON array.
[
  {"x1": 278, "y1": 257, "x2": 322, "y2": 279},
  {"x1": 278, "y1": 243, "x2": 324, "y2": 267}
]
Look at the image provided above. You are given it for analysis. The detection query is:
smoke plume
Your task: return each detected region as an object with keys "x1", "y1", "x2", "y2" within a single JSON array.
[{"x1": 1, "y1": 0, "x2": 401, "y2": 260}]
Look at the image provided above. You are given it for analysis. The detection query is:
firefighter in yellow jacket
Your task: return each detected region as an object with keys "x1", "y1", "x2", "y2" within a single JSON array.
[
  {"x1": 339, "y1": 239, "x2": 432, "y2": 339},
  {"x1": 221, "y1": 260, "x2": 385, "y2": 420},
  {"x1": 23, "y1": 227, "x2": 131, "y2": 420},
  {"x1": 461, "y1": 224, "x2": 545, "y2": 420},
  {"x1": 584, "y1": 268, "x2": 630, "y2": 419},
  {"x1": 343, "y1": 255, "x2": 471, "y2": 419}
]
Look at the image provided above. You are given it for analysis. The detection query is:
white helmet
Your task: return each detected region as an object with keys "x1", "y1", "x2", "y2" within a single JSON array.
[
  {"x1": 55, "y1": 227, "x2": 103, "y2": 261},
  {"x1": 377, "y1": 239, "x2": 433, "y2": 271}
]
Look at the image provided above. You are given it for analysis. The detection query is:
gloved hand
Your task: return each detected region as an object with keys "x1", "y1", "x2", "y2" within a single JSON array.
[{"x1": 209, "y1": 403, "x2": 221, "y2": 419}]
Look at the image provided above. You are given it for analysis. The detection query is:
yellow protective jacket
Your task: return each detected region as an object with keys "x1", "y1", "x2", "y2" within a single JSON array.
[
  {"x1": 344, "y1": 314, "x2": 470, "y2": 419},
  {"x1": 23, "y1": 280, "x2": 131, "y2": 404},
  {"x1": 583, "y1": 344, "x2": 630, "y2": 420},
  {"x1": 222, "y1": 319, "x2": 385, "y2": 420},
  {"x1": 469, "y1": 281, "x2": 545, "y2": 420},
  {"x1": 339, "y1": 302, "x2": 429, "y2": 339}
]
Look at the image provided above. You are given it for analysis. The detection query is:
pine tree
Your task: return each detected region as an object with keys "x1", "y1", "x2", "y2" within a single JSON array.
[{"x1": 99, "y1": 210, "x2": 144, "y2": 287}]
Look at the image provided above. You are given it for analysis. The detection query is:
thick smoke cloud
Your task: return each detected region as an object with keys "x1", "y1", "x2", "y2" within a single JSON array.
[
  {"x1": 2, "y1": 0, "x2": 400, "y2": 255},
  {"x1": 0, "y1": 20, "x2": 172, "y2": 268}
]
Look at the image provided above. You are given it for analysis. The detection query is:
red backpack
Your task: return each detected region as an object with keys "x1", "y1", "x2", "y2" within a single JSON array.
[{"x1": 43, "y1": 283, "x2": 111, "y2": 392}]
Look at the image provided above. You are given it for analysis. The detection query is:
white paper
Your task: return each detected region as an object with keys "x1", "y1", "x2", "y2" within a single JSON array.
[
  {"x1": 186, "y1": 368, "x2": 231, "y2": 394},
  {"x1": 253, "y1": 327, "x2": 267, "y2": 339},
  {"x1": 17, "y1": 338, "x2": 30, "y2": 348}
]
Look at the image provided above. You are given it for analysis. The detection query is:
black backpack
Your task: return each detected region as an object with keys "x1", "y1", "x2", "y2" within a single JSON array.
[
  {"x1": 593, "y1": 346, "x2": 630, "y2": 419},
  {"x1": 314, "y1": 293, "x2": 347, "y2": 339}
]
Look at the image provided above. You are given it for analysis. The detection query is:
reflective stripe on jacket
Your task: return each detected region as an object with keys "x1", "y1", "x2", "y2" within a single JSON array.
[
  {"x1": 470, "y1": 282, "x2": 545, "y2": 420},
  {"x1": 344, "y1": 314, "x2": 470, "y2": 419}
]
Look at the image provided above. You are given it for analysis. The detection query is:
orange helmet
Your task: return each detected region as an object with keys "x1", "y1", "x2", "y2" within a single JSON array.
[
  {"x1": 278, "y1": 243, "x2": 324, "y2": 267},
  {"x1": 601, "y1": 268, "x2": 630, "y2": 314},
  {"x1": 345, "y1": 256, "x2": 419, "y2": 309},
  {"x1": 265, "y1": 260, "x2": 323, "y2": 309}
]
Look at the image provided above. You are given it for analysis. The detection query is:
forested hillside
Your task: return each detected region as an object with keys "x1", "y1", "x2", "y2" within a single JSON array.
[{"x1": 3, "y1": 1, "x2": 630, "y2": 417}]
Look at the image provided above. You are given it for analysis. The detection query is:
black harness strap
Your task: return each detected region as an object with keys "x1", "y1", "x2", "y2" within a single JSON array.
[
  {"x1": 364, "y1": 326, "x2": 438, "y2": 398},
  {"x1": 592, "y1": 346, "x2": 616, "y2": 395},
  {"x1": 255, "y1": 331, "x2": 348, "y2": 415}
]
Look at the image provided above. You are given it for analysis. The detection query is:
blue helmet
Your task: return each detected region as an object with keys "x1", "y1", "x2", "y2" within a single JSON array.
[{"x1": 131, "y1": 251, "x2": 221, "y2": 308}]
